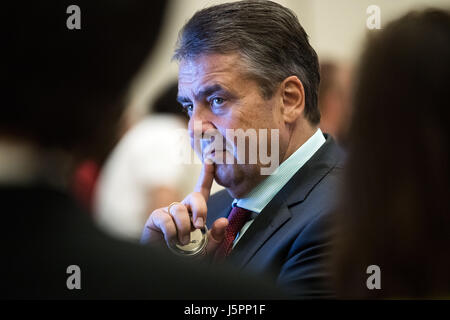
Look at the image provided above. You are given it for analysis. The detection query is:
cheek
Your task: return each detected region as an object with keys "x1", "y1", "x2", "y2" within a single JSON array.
[
  {"x1": 213, "y1": 97, "x2": 277, "y2": 150},
  {"x1": 226, "y1": 108, "x2": 256, "y2": 131}
]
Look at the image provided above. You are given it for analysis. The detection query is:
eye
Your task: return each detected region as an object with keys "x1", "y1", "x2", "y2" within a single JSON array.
[
  {"x1": 211, "y1": 97, "x2": 225, "y2": 107},
  {"x1": 182, "y1": 104, "x2": 193, "y2": 114}
]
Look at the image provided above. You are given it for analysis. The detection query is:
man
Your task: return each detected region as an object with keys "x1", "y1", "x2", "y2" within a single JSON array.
[
  {"x1": 1, "y1": 1, "x2": 278, "y2": 299},
  {"x1": 142, "y1": 0, "x2": 344, "y2": 298}
]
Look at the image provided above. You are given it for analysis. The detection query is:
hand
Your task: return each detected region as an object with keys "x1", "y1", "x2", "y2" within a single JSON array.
[{"x1": 141, "y1": 160, "x2": 228, "y2": 256}]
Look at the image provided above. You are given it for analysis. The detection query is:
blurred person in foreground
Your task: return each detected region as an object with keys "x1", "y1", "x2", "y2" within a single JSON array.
[
  {"x1": 333, "y1": 8, "x2": 450, "y2": 299},
  {"x1": 141, "y1": 0, "x2": 345, "y2": 298},
  {"x1": 1, "y1": 1, "x2": 279, "y2": 299}
]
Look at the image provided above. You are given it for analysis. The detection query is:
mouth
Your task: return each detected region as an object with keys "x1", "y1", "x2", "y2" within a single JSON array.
[
  {"x1": 199, "y1": 137, "x2": 234, "y2": 163},
  {"x1": 205, "y1": 148, "x2": 220, "y2": 158}
]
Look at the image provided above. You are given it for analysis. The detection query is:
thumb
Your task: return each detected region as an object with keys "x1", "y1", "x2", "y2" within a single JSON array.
[
  {"x1": 194, "y1": 159, "x2": 215, "y2": 201},
  {"x1": 206, "y1": 217, "x2": 228, "y2": 254}
]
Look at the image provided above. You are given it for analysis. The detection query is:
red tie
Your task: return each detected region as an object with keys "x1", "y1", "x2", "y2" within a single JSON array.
[{"x1": 214, "y1": 206, "x2": 252, "y2": 260}]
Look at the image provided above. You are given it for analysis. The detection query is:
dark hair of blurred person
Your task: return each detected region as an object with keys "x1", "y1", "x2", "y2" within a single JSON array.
[
  {"x1": 1, "y1": 0, "x2": 279, "y2": 299},
  {"x1": 151, "y1": 82, "x2": 189, "y2": 121},
  {"x1": 3, "y1": 1, "x2": 166, "y2": 164},
  {"x1": 333, "y1": 8, "x2": 450, "y2": 298}
]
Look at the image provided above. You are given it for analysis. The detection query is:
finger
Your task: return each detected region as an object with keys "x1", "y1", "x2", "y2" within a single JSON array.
[
  {"x1": 149, "y1": 209, "x2": 178, "y2": 247},
  {"x1": 168, "y1": 203, "x2": 192, "y2": 245},
  {"x1": 206, "y1": 217, "x2": 229, "y2": 254},
  {"x1": 183, "y1": 192, "x2": 207, "y2": 229},
  {"x1": 141, "y1": 208, "x2": 167, "y2": 244},
  {"x1": 194, "y1": 159, "x2": 215, "y2": 202}
]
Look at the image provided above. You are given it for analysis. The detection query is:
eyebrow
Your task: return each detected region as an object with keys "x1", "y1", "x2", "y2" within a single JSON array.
[
  {"x1": 176, "y1": 95, "x2": 191, "y2": 104},
  {"x1": 177, "y1": 84, "x2": 229, "y2": 104}
]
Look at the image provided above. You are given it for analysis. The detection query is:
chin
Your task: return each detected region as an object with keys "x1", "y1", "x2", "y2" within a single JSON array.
[
  {"x1": 214, "y1": 163, "x2": 260, "y2": 199},
  {"x1": 214, "y1": 163, "x2": 235, "y2": 188}
]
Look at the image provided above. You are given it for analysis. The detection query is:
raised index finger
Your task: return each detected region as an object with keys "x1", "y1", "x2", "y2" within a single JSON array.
[{"x1": 194, "y1": 158, "x2": 215, "y2": 202}]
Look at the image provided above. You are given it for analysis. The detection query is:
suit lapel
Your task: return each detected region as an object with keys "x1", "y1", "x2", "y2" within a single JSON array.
[
  {"x1": 228, "y1": 136, "x2": 343, "y2": 268},
  {"x1": 282, "y1": 135, "x2": 343, "y2": 207}
]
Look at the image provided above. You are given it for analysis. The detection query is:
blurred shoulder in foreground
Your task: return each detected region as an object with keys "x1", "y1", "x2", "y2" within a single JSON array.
[{"x1": 333, "y1": 8, "x2": 450, "y2": 299}]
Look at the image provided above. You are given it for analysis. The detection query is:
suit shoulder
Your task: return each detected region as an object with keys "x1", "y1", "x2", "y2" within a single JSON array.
[
  {"x1": 206, "y1": 189, "x2": 232, "y2": 223},
  {"x1": 208, "y1": 188, "x2": 232, "y2": 207}
]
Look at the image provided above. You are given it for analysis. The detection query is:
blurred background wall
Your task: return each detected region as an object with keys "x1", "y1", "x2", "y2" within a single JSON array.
[{"x1": 125, "y1": 0, "x2": 450, "y2": 124}]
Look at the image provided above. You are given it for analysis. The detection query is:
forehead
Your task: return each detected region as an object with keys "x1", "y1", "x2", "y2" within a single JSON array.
[{"x1": 178, "y1": 53, "x2": 246, "y2": 94}]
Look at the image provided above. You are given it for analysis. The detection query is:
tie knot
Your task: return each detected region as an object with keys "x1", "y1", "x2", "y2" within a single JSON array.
[{"x1": 227, "y1": 206, "x2": 252, "y2": 232}]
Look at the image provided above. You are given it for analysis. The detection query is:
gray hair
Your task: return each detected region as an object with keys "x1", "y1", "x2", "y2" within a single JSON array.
[{"x1": 173, "y1": 0, "x2": 321, "y2": 124}]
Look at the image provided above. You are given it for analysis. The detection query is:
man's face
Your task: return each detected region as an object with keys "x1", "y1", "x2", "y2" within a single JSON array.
[{"x1": 177, "y1": 53, "x2": 288, "y2": 198}]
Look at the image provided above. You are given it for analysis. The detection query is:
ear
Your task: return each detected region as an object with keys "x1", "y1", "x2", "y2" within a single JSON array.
[{"x1": 280, "y1": 76, "x2": 305, "y2": 124}]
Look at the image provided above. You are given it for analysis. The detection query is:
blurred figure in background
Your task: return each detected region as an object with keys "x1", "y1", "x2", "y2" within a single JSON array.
[
  {"x1": 318, "y1": 61, "x2": 353, "y2": 145},
  {"x1": 95, "y1": 82, "x2": 222, "y2": 241},
  {"x1": 333, "y1": 8, "x2": 450, "y2": 298}
]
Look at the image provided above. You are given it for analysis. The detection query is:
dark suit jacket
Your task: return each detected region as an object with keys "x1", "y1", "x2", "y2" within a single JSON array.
[
  {"x1": 1, "y1": 184, "x2": 279, "y2": 299},
  {"x1": 207, "y1": 135, "x2": 344, "y2": 298}
]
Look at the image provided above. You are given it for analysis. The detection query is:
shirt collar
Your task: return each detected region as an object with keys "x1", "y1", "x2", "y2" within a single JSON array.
[{"x1": 232, "y1": 128, "x2": 326, "y2": 213}]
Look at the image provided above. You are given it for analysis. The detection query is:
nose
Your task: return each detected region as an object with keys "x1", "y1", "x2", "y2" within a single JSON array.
[{"x1": 188, "y1": 106, "x2": 216, "y2": 140}]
